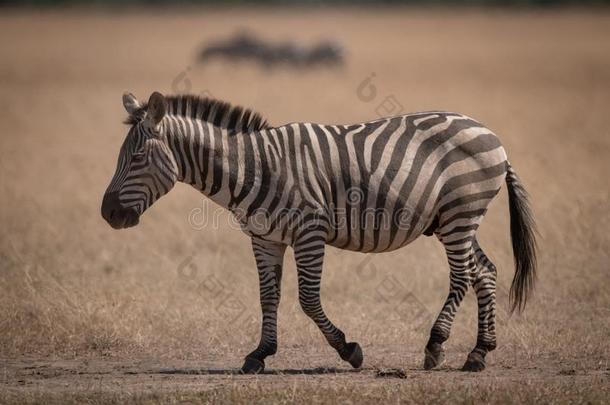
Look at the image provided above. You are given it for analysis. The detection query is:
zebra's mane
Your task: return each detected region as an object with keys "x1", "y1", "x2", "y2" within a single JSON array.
[{"x1": 124, "y1": 94, "x2": 270, "y2": 133}]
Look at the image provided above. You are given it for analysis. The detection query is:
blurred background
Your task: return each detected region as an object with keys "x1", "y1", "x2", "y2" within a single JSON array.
[{"x1": 0, "y1": 0, "x2": 609, "y2": 402}]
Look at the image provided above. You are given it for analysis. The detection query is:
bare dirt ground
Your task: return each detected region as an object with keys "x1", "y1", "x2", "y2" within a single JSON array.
[{"x1": 1, "y1": 7, "x2": 609, "y2": 404}]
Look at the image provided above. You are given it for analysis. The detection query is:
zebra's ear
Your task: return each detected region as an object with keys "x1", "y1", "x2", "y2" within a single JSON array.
[
  {"x1": 146, "y1": 92, "x2": 167, "y2": 126},
  {"x1": 122, "y1": 92, "x2": 141, "y2": 115}
]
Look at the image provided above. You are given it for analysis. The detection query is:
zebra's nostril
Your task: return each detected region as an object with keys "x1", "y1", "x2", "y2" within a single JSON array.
[{"x1": 101, "y1": 192, "x2": 122, "y2": 224}]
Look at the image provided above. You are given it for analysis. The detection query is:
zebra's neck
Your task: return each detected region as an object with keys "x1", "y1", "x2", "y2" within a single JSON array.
[{"x1": 164, "y1": 114, "x2": 263, "y2": 210}]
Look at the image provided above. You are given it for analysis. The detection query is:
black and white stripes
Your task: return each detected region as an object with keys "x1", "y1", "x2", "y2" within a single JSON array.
[{"x1": 102, "y1": 92, "x2": 537, "y2": 373}]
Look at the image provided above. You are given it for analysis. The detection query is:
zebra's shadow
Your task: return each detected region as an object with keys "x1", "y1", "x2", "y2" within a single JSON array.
[{"x1": 148, "y1": 367, "x2": 366, "y2": 376}]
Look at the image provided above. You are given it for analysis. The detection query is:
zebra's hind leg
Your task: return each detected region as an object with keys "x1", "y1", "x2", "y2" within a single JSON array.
[
  {"x1": 241, "y1": 238, "x2": 287, "y2": 374},
  {"x1": 462, "y1": 239, "x2": 497, "y2": 372},
  {"x1": 424, "y1": 234, "x2": 477, "y2": 370},
  {"x1": 293, "y1": 224, "x2": 363, "y2": 369}
]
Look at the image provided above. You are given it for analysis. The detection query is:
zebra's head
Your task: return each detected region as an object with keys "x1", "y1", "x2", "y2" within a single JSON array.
[{"x1": 101, "y1": 92, "x2": 178, "y2": 229}]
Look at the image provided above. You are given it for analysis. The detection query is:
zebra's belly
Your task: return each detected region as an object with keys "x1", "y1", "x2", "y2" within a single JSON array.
[
  {"x1": 234, "y1": 204, "x2": 430, "y2": 250},
  {"x1": 325, "y1": 235, "x2": 420, "y2": 253},
  {"x1": 324, "y1": 206, "x2": 431, "y2": 253}
]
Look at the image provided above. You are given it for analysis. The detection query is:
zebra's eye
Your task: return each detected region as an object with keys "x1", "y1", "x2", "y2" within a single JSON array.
[{"x1": 132, "y1": 152, "x2": 146, "y2": 162}]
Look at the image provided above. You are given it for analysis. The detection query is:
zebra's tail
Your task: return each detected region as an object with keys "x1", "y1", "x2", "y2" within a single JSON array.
[{"x1": 505, "y1": 162, "x2": 538, "y2": 314}]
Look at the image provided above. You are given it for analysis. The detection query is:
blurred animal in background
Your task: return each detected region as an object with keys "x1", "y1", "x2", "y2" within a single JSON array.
[{"x1": 198, "y1": 30, "x2": 344, "y2": 68}]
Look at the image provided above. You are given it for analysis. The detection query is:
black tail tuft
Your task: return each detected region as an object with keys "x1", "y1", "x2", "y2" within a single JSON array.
[{"x1": 505, "y1": 163, "x2": 538, "y2": 314}]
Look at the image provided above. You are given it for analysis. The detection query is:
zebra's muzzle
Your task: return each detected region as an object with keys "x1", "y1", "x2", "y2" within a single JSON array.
[{"x1": 101, "y1": 192, "x2": 140, "y2": 229}]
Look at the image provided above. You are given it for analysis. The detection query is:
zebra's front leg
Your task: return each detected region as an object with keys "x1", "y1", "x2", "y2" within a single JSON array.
[
  {"x1": 241, "y1": 238, "x2": 287, "y2": 374},
  {"x1": 424, "y1": 240, "x2": 476, "y2": 370},
  {"x1": 293, "y1": 227, "x2": 363, "y2": 369}
]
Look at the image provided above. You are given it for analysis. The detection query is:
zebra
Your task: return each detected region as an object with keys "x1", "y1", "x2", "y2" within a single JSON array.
[{"x1": 101, "y1": 91, "x2": 537, "y2": 373}]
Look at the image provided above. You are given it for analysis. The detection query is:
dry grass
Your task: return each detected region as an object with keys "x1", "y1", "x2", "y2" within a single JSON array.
[
  {"x1": 2, "y1": 378, "x2": 610, "y2": 405},
  {"x1": 0, "y1": 7, "x2": 609, "y2": 404}
]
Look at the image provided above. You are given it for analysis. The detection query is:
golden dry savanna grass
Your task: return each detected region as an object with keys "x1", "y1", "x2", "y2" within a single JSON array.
[{"x1": 0, "y1": 7, "x2": 609, "y2": 404}]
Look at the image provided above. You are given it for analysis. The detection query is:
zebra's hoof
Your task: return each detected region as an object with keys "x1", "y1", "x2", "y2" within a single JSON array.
[
  {"x1": 340, "y1": 342, "x2": 363, "y2": 369},
  {"x1": 423, "y1": 345, "x2": 445, "y2": 370},
  {"x1": 461, "y1": 352, "x2": 486, "y2": 372},
  {"x1": 240, "y1": 357, "x2": 265, "y2": 374}
]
